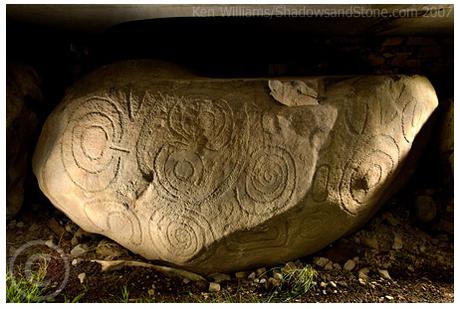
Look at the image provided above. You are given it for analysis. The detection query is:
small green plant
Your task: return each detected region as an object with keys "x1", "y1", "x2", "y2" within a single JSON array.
[
  {"x1": 281, "y1": 265, "x2": 317, "y2": 293},
  {"x1": 188, "y1": 289, "x2": 263, "y2": 303},
  {"x1": 120, "y1": 285, "x2": 130, "y2": 303},
  {"x1": 270, "y1": 264, "x2": 317, "y2": 302},
  {"x1": 63, "y1": 291, "x2": 86, "y2": 303},
  {"x1": 187, "y1": 265, "x2": 317, "y2": 303},
  {"x1": 6, "y1": 260, "x2": 50, "y2": 303},
  {"x1": 117, "y1": 285, "x2": 157, "y2": 303},
  {"x1": 63, "y1": 292, "x2": 84, "y2": 303}
]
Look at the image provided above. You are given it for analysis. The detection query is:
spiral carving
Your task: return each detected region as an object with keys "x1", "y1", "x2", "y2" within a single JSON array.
[
  {"x1": 83, "y1": 199, "x2": 142, "y2": 246},
  {"x1": 149, "y1": 209, "x2": 213, "y2": 263},
  {"x1": 339, "y1": 134, "x2": 400, "y2": 215},
  {"x1": 238, "y1": 146, "x2": 296, "y2": 215},
  {"x1": 61, "y1": 97, "x2": 127, "y2": 192}
]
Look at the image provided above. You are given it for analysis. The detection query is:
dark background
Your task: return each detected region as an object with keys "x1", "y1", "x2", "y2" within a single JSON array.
[
  {"x1": 6, "y1": 8, "x2": 454, "y2": 222},
  {"x1": 7, "y1": 15, "x2": 454, "y2": 106}
]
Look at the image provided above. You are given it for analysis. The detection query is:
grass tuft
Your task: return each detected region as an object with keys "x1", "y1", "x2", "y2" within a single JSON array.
[
  {"x1": 118, "y1": 285, "x2": 157, "y2": 303},
  {"x1": 279, "y1": 264, "x2": 317, "y2": 294},
  {"x1": 63, "y1": 291, "x2": 86, "y2": 303},
  {"x1": 6, "y1": 259, "x2": 50, "y2": 303},
  {"x1": 119, "y1": 285, "x2": 131, "y2": 303},
  {"x1": 188, "y1": 264, "x2": 317, "y2": 303},
  {"x1": 270, "y1": 264, "x2": 317, "y2": 302}
]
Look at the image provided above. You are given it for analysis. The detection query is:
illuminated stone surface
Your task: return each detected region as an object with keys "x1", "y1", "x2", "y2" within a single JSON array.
[{"x1": 33, "y1": 61, "x2": 438, "y2": 273}]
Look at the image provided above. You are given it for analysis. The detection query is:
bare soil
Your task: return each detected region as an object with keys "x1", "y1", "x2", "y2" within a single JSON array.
[{"x1": 6, "y1": 187, "x2": 453, "y2": 303}]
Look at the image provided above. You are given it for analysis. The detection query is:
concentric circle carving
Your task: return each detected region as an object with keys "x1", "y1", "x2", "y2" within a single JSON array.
[
  {"x1": 136, "y1": 94, "x2": 249, "y2": 205},
  {"x1": 61, "y1": 97, "x2": 125, "y2": 192},
  {"x1": 149, "y1": 209, "x2": 214, "y2": 263},
  {"x1": 83, "y1": 199, "x2": 142, "y2": 246},
  {"x1": 154, "y1": 142, "x2": 205, "y2": 202},
  {"x1": 168, "y1": 98, "x2": 233, "y2": 150},
  {"x1": 339, "y1": 134, "x2": 400, "y2": 215}
]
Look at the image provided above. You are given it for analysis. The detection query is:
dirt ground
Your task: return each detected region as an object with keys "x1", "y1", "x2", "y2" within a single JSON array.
[{"x1": 6, "y1": 181, "x2": 454, "y2": 303}]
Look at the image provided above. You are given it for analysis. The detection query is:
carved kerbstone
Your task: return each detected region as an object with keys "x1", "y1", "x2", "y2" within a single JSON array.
[{"x1": 33, "y1": 61, "x2": 438, "y2": 273}]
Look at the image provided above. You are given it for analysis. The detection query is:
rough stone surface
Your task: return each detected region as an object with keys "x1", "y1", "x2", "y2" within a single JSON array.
[
  {"x1": 71, "y1": 244, "x2": 89, "y2": 257},
  {"x1": 343, "y1": 259, "x2": 356, "y2": 272},
  {"x1": 33, "y1": 60, "x2": 438, "y2": 274},
  {"x1": 208, "y1": 282, "x2": 221, "y2": 292},
  {"x1": 7, "y1": 64, "x2": 42, "y2": 219},
  {"x1": 314, "y1": 257, "x2": 331, "y2": 268},
  {"x1": 415, "y1": 195, "x2": 437, "y2": 223},
  {"x1": 438, "y1": 99, "x2": 453, "y2": 176}
]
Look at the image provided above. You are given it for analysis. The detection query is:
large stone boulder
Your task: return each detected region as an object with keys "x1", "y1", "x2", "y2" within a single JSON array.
[
  {"x1": 33, "y1": 61, "x2": 438, "y2": 273},
  {"x1": 7, "y1": 64, "x2": 42, "y2": 219}
]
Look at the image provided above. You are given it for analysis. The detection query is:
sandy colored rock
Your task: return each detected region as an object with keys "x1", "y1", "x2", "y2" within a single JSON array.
[
  {"x1": 208, "y1": 282, "x2": 221, "y2": 292},
  {"x1": 343, "y1": 259, "x2": 356, "y2": 272},
  {"x1": 7, "y1": 64, "x2": 42, "y2": 219},
  {"x1": 33, "y1": 60, "x2": 438, "y2": 274}
]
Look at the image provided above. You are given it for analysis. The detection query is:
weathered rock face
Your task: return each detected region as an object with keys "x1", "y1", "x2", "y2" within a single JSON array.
[
  {"x1": 7, "y1": 64, "x2": 42, "y2": 219},
  {"x1": 33, "y1": 61, "x2": 438, "y2": 273},
  {"x1": 439, "y1": 99, "x2": 454, "y2": 177}
]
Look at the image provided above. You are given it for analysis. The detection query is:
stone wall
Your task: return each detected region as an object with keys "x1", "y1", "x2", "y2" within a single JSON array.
[{"x1": 267, "y1": 35, "x2": 453, "y2": 99}]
